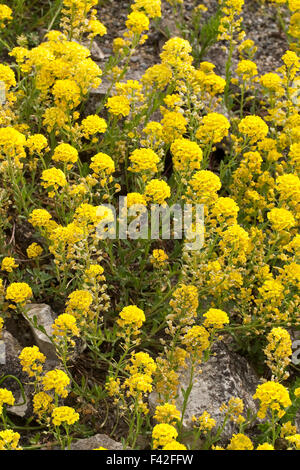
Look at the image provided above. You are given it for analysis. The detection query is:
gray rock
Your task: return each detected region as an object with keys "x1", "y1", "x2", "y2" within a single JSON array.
[
  {"x1": 23, "y1": 304, "x2": 57, "y2": 360},
  {"x1": 90, "y1": 41, "x2": 105, "y2": 61},
  {"x1": 71, "y1": 434, "x2": 125, "y2": 450},
  {"x1": 90, "y1": 70, "x2": 144, "y2": 96},
  {"x1": 0, "y1": 330, "x2": 30, "y2": 418},
  {"x1": 149, "y1": 342, "x2": 259, "y2": 443}
]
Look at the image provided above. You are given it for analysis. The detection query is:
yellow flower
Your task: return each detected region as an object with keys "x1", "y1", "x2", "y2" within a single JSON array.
[
  {"x1": 106, "y1": 95, "x2": 130, "y2": 117},
  {"x1": 126, "y1": 11, "x2": 149, "y2": 34},
  {"x1": 1, "y1": 257, "x2": 18, "y2": 273},
  {"x1": 129, "y1": 148, "x2": 160, "y2": 174},
  {"x1": 227, "y1": 433, "x2": 254, "y2": 450},
  {"x1": 0, "y1": 388, "x2": 15, "y2": 415},
  {"x1": 52, "y1": 143, "x2": 78, "y2": 165},
  {"x1": 219, "y1": 224, "x2": 250, "y2": 261},
  {"x1": 52, "y1": 79, "x2": 81, "y2": 109},
  {"x1": 117, "y1": 305, "x2": 145, "y2": 329},
  {"x1": 152, "y1": 423, "x2": 178, "y2": 449},
  {"x1": 52, "y1": 406, "x2": 79, "y2": 426},
  {"x1": 26, "y1": 243, "x2": 43, "y2": 259},
  {"x1": 81, "y1": 115, "x2": 107, "y2": 138},
  {"x1": 196, "y1": 113, "x2": 230, "y2": 145},
  {"x1": 286, "y1": 434, "x2": 300, "y2": 450},
  {"x1": 238, "y1": 115, "x2": 268, "y2": 143},
  {"x1": 0, "y1": 64, "x2": 16, "y2": 90},
  {"x1": 154, "y1": 403, "x2": 181, "y2": 424},
  {"x1": 0, "y1": 4, "x2": 12, "y2": 28},
  {"x1": 87, "y1": 19, "x2": 107, "y2": 39},
  {"x1": 0, "y1": 430, "x2": 21, "y2": 451},
  {"x1": 145, "y1": 179, "x2": 171, "y2": 205},
  {"x1": 289, "y1": 0, "x2": 300, "y2": 12},
  {"x1": 260, "y1": 73, "x2": 283, "y2": 92},
  {"x1": 160, "y1": 37, "x2": 193, "y2": 72},
  {"x1": 6, "y1": 282, "x2": 32, "y2": 305},
  {"x1": 256, "y1": 443, "x2": 274, "y2": 450},
  {"x1": 65, "y1": 290, "x2": 93, "y2": 318},
  {"x1": 142, "y1": 64, "x2": 172, "y2": 90},
  {"x1": 52, "y1": 313, "x2": 80, "y2": 338},
  {"x1": 187, "y1": 170, "x2": 221, "y2": 205},
  {"x1": 171, "y1": 138, "x2": 203, "y2": 173},
  {"x1": 294, "y1": 387, "x2": 300, "y2": 398},
  {"x1": 42, "y1": 369, "x2": 70, "y2": 398},
  {"x1": 28, "y1": 209, "x2": 54, "y2": 227},
  {"x1": 203, "y1": 308, "x2": 229, "y2": 329},
  {"x1": 162, "y1": 441, "x2": 187, "y2": 450},
  {"x1": 170, "y1": 284, "x2": 199, "y2": 315},
  {"x1": 258, "y1": 279, "x2": 284, "y2": 301},
  {"x1": 84, "y1": 264, "x2": 104, "y2": 281},
  {"x1": 33, "y1": 392, "x2": 53, "y2": 418},
  {"x1": 41, "y1": 168, "x2": 67, "y2": 194},
  {"x1": 236, "y1": 60, "x2": 258, "y2": 79},
  {"x1": 211, "y1": 197, "x2": 239, "y2": 225},
  {"x1": 253, "y1": 381, "x2": 291, "y2": 419},
  {"x1": 131, "y1": 0, "x2": 162, "y2": 18},
  {"x1": 126, "y1": 192, "x2": 147, "y2": 208},
  {"x1": 182, "y1": 325, "x2": 210, "y2": 356},
  {"x1": 264, "y1": 328, "x2": 292, "y2": 375},
  {"x1": 150, "y1": 249, "x2": 169, "y2": 267},
  {"x1": 90, "y1": 152, "x2": 115, "y2": 177},
  {"x1": 276, "y1": 174, "x2": 300, "y2": 203},
  {"x1": 267, "y1": 208, "x2": 295, "y2": 232},
  {"x1": 280, "y1": 421, "x2": 297, "y2": 437},
  {"x1": 194, "y1": 411, "x2": 216, "y2": 432},
  {"x1": 26, "y1": 134, "x2": 49, "y2": 155},
  {"x1": 19, "y1": 346, "x2": 46, "y2": 377},
  {"x1": 123, "y1": 373, "x2": 153, "y2": 396},
  {"x1": 161, "y1": 111, "x2": 187, "y2": 143}
]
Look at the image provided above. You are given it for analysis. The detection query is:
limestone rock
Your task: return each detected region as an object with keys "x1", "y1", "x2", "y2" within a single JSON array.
[
  {"x1": 71, "y1": 434, "x2": 124, "y2": 450},
  {"x1": 150, "y1": 342, "x2": 259, "y2": 443},
  {"x1": 0, "y1": 330, "x2": 30, "y2": 418},
  {"x1": 90, "y1": 41, "x2": 105, "y2": 61},
  {"x1": 23, "y1": 304, "x2": 57, "y2": 360}
]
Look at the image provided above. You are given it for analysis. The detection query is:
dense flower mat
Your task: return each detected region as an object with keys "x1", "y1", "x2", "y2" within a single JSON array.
[{"x1": 0, "y1": 0, "x2": 299, "y2": 451}]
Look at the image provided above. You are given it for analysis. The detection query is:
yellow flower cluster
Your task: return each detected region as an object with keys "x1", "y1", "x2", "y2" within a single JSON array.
[
  {"x1": 0, "y1": 388, "x2": 15, "y2": 415},
  {"x1": 0, "y1": 4, "x2": 12, "y2": 28},
  {"x1": 26, "y1": 243, "x2": 43, "y2": 259},
  {"x1": 52, "y1": 313, "x2": 80, "y2": 338},
  {"x1": 150, "y1": 249, "x2": 169, "y2": 267},
  {"x1": 152, "y1": 423, "x2": 178, "y2": 449},
  {"x1": 145, "y1": 179, "x2": 171, "y2": 205},
  {"x1": 117, "y1": 305, "x2": 145, "y2": 330},
  {"x1": 42, "y1": 369, "x2": 70, "y2": 398},
  {"x1": 154, "y1": 403, "x2": 181, "y2": 425},
  {"x1": 196, "y1": 113, "x2": 230, "y2": 145},
  {"x1": 5, "y1": 282, "x2": 32, "y2": 305},
  {"x1": 19, "y1": 346, "x2": 46, "y2": 378},
  {"x1": 253, "y1": 381, "x2": 291, "y2": 419},
  {"x1": 203, "y1": 308, "x2": 230, "y2": 330},
  {"x1": 171, "y1": 138, "x2": 203, "y2": 174},
  {"x1": 0, "y1": 430, "x2": 21, "y2": 450},
  {"x1": 1, "y1": 257, "x2": 18, "y2": 272},
  {"x1": 129, "y1": 148, "x2": 160, "y2": 175},
  {"x1": 52, "y1": 406, "x2": 79, "y2": 426},
  {"x1": 81, "y1": 115, "x2": 107, "y2": 139},
  {"x1": 264, "y1": 327, "x2": 292, "y2": 381}
]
